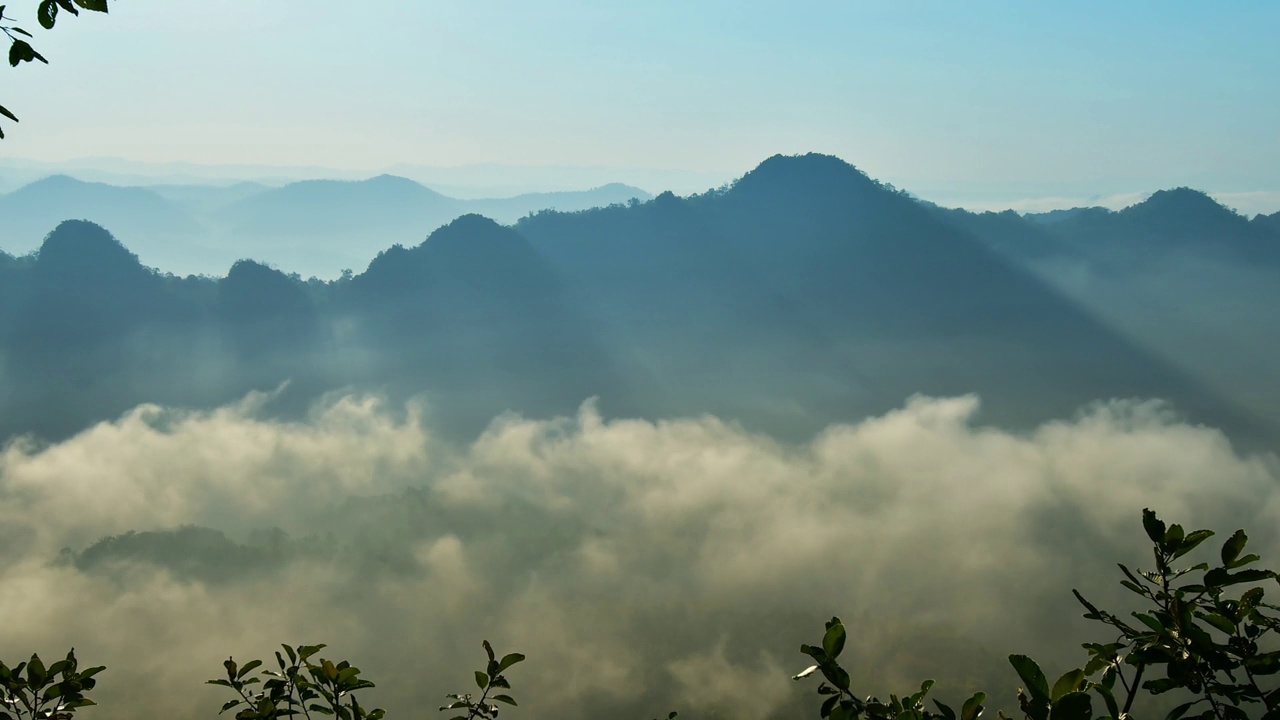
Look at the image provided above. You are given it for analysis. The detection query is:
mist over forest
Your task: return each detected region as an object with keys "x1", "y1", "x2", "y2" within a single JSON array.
[{"x1": 2, "y1": 152, "x2": 1280, "y2": 720}]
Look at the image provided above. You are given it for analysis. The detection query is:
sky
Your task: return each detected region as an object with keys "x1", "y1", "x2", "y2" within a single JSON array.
[{"x1": 3, "y1": 1, "x2": 1280, "y2": 210}]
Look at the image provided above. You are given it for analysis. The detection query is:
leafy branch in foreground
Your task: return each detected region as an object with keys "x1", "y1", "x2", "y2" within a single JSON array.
[
  {"x1": 795, "y1": 508, "x2": 1280, "y2": 720},
  {"x1": 439, "y1": 640, "x2": 524, "y2": 720},
  {"x1": 1, "y1": 0, "x2": 110, "y2": 138},
  {"x1": 207, "y1": 643, "x2": 384, "y2": 720},
  {"x1": 0, "y1": 648, "x2": 104, "y2": 720},
  {"x1": 793, "y1": 616, "x2": 986, "y2": 720}
]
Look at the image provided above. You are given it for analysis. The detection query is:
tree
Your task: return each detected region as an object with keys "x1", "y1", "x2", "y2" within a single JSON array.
[
  {"x1": 793, "y1": 509, "x2": 1280, "y2": 720},
  {"x1": 0, "y1": 648, "x2": 104, "y2": 720},
  {"x1": 0, "y1": 0, "x2": 110, "y2": 138}
]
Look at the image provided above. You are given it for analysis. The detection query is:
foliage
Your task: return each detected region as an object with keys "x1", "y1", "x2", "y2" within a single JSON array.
[
  {"x1": 793, "y1": 617, "x2": 987, "y2": 720},
  {"x1": 1, "y1": 0, "x2": 110, "y2": 138},
  {"x1": 0, "y1": 649, "x2": 104, "y2": 720},
  {"x1": 207, "y1": 644, "x2": 385, "y2": 720},
  {"x1": 438, "y1": 640, "x2": 524, "y2": 720},
  {"x1": 794, "y1": 508, "x2": 1280, "y2": 720}
]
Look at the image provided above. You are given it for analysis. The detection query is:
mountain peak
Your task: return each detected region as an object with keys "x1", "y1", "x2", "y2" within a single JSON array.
[
  {"x1": 727, "y1": 153, "x2": 884, "y2": 204},
  {"x1": 36, "y1": 220, "x2": 147, "y2": 277},
  {"x1": 1124, "y1": 187, "x2": 1239, "y2": 222}
]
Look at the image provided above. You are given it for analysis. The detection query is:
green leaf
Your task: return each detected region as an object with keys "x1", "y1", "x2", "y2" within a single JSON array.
[
  {"x1": 830, "y1": 700, "x2": 856, "y2": 720},
  {"x1": 1222, "y1": 529, "x2": 1248, "y2": 566},
  {"x1": 297, "y1": 644, "x2": 325, "y2": 660},
  {"x1": 821, "y1": 695, "x2": 840, "y2": 718},
  {"x1": 37, "y1": 0, "x2": 56, "y2": 28},
  {"x1": 483, "y1": 640, "x2": 495, "y2": 663},
  {"x1": 820, "y1": 663, "x2": 851, "y2": 692},
  {"x1": 1230, "y1": 553, "x2": 1262, "y2": 569},
  {"x1": 492, "y1": 694, "x2": 517, "y2": 706},
  {"x1": 1009, "y1": 655, "x2": 1050, "y2": 702},
  {"x1": 961, "y1": 692, "x2": 986, "y2": 720},
  {"x1": 1049, "y1": 692, "x2": 1092, "y2": 720},
  {"x1": 237, "y1": 659, "x2": 263, "y2": 679},
  {"x1": 496, "y1": 653, "x2": 525, "y2": 673},
  {"x1": 26, "y1": 655, "x2": 46, "y2": 686},
  {"x1": 1093, "y1": 683, "x2": 1119, "y2": 719},
  {"x1": 800, "y1": 644, "x2": 828, "y2": 662},
  {"x1": 1245, "y1": 652, "x2": 1280, "y2": 676},
  {"x1": 1143, "y1": 509, "x2": 1166, "y2": 545},
  {"x1": 823, "y1": 620, "x2": 847, "y2": 660},
  {"x1": 73, "y1": 0, "x2": 109, "y2": 11},
  {"x1": 219, "y1": 699, "x2": 242, "y2": 714},
  {"x1": 1165, "y1": 701, "x2": 1198, "y2": 720},
  {"x1": 1143, "y1": 678, "x2": 1180, "y2": 695},
  {"x1": 1133, "y1": 612, "x2": 1165, "y2": 633},
  {"x1": 1198, "y1": 612, "x2": 1237, "y2": 634},
  {"x1": 1174, "y1": 529, "x2": 1215, "y2": 559},
  {"x1": 8, "y1": 39, "x2": 48, "y2": 66},
  {"x1": 1206, "y1": 568, "x2": 1275, "y2": 588},
  {"x1": 1052, "y1": 670, "x2": 1084, "y2": 702},
  {"x1": 474, "y1": 671, "x2": 488, "y2": 689}
]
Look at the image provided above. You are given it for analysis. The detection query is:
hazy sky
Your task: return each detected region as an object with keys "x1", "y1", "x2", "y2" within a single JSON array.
[{"x1": 4, "y1": 1, "x2": 1279, "y2": 206}]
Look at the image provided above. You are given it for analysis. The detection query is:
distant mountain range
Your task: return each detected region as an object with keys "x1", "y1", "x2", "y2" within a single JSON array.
[
  {"x1": 2, "y1": 153, "x2": 1277, "y2": 449},
  {"x1": 0, "y1": 174, "x2": 652, "y2": 278}
]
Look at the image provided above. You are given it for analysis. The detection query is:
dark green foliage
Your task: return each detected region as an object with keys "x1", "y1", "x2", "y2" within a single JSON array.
[
  {"x1": 0, "y1": 649, "x2": 103, "y2": 720},
  {"x1": 438, "y1": 640, "x2": 524, "y2": 720},
  {"x1": 794, "y1": 617, "x2": 986, "y2": 720},
  {"x1": 1, "y1": 0, "x2": 109, "y2": 138},
  {"x1": 207, "y1": 644, "x2": 385, "y2": 720},
  {"x1": 1065, "y1": 509, "x2": 1280, "y2": 720},
  {"x1": 795, "y1": 509, "x2": 1280, "y2": 720}
]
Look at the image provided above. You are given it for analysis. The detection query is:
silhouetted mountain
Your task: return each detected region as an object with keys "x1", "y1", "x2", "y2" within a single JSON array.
[
  {"x1": 1043, "y1": 189, "x2": 1279, "y2": 269},
  {"x1": 219, "y1": 174, "x2": 454, "y2": 236},
  {"x1": 467, "y1": 183, "x2": 653, "y2": 223},
  {"x1": 926, "y1": 207, "x2": 1074, "y2": 260},
  {"x1": 932, "y1": 190, "x2": 1280, "y2": 440},
  {"x1": 0, "y1": 175, "x2": 203, "y2": 262},
  {"x1": 342, "y1": 214, "x2": 625, "y2": 426},
  {"x1": 0, "y1": 156, "x2": 1275, "y2": 448},
  {"x1": 1022, "y1": 207, "x2": 1099, "y2": 225},
  {"x1": 147, "y1": 181, "x2": 273, "y2": 215},
  {"x1": 210, "y1": 175, "x2": 651, "y2": 278},
  {"x1": 1254, "y1": 210, "x2": 1280, "y2": 236},
  {"x1": 520, "y1": 153, "x2": 1268, "y2": 439}
]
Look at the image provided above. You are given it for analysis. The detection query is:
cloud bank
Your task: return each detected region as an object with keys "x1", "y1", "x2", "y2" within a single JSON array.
[{"x1": 0, "y1": 394, "x2": 1276, "y2": 720}]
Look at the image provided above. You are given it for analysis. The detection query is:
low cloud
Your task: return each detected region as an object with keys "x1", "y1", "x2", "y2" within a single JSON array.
[{"x1": 0, "y1": 393, "x2": 1276, "y2": 719}]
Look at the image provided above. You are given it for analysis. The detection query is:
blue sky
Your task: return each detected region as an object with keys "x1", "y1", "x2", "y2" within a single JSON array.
[{"x1": 4, "y1": 1, "x2": 1279, "y2": 210}]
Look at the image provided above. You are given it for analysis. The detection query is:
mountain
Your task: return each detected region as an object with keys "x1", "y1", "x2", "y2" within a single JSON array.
[
  {"x1": 146, "y1": 181, "x2": 273, "y2": 215},
  {"x1": 931, "y1": 190, "x2": 1280, "y2": 438},
  {"x1": 520, "y1": 153, "x2": 1268, "y2": 439},
  {"x1": 209, "y1": 175, "x2": 651, "y2": 278},
  {"x1": 0, "y1": 155, "x2": 1273, "y2": 448},
  {"x1": 0, "y1": 175, "x2": 205, "y2": 266},
  {"x1": 466, "y1": 183, "x2": 653, "y2": 223},
  {"x1": 1019, "y1": 189, "x2": 1279, "y2": 269},
  {"x1": 1254, "y1": 210, "x2": 1280, "y2": 236},
  {"x1": 0, "y1": 174, "x2": 651, "y2": 280}
]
